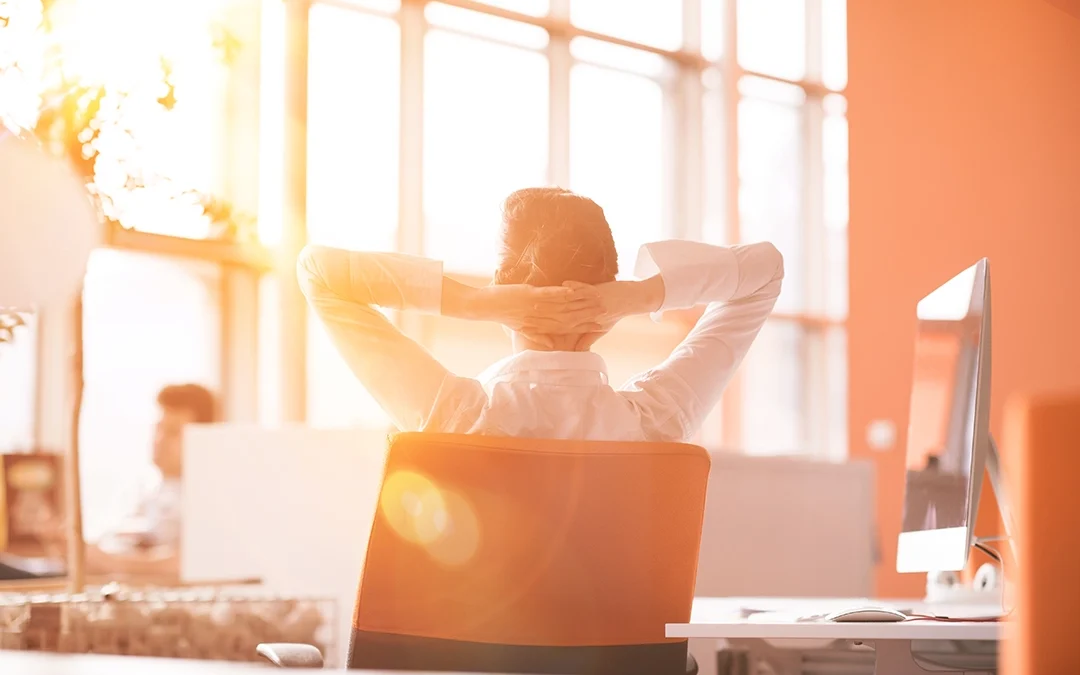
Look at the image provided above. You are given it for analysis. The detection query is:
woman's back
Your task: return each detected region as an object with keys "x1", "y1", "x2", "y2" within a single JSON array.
[{"x1": 463, "y1": 351, "x2": 657, "y2": 441}]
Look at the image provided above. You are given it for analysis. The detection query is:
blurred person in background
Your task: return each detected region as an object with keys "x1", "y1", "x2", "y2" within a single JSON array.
[
  {"x1": 0, "y1": 383, "x2": 216, "y2": 582},
  {"x1": 80, "y1": 383, "x2": 217, "y2": 578},
  {"x1": 299, "y1": 186, "x2": 783, "y2": 442}
]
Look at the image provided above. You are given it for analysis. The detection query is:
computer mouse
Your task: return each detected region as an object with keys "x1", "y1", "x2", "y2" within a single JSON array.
[{"x1": 825, "y1": 607, "x2": 908, "y2": 623}]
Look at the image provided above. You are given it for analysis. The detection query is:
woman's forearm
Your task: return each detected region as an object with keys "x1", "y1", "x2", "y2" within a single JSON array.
[
  {"x1": 440, "y1": 277, "x2": 481, "y2": 319},
  {"x1": 636, "y1": 276, "x2": 666, "y2": 314},
  {"x1": 298, "y1": 246, "x2": 444, "y2": 313}
]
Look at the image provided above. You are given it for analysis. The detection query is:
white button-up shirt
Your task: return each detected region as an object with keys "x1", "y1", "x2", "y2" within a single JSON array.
[{"x1": 298, "y1": 240, "x2": 783, "y2": 443}]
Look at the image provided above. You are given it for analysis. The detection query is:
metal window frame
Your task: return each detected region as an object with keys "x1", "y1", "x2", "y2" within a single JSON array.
[{"x1": 279, "y1": 0, "x2": 848, "y2": 456}]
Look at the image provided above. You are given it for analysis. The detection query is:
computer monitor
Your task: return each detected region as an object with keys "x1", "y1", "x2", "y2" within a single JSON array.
[{"x1": 896, "y1": 259, "x2": 993, "y2": 574}]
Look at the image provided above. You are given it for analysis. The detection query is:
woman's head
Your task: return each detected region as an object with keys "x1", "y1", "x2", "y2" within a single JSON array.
[
  {"x1": 495, "y1": 187, "x2": 618, "y2": 287},
  {"x1": 495, "y1": 187, "x2": 617, "y2": 352}
]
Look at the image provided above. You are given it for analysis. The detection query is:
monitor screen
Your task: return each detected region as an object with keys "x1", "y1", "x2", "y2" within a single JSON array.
[{"x1": 897, "y1": 261, "x2": 989, "y2": 572}]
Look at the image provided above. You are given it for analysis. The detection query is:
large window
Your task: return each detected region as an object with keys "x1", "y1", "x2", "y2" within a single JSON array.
[
  {"x1": 287, "y1": 0, "x2": 849, "y2": 458},
  {"x1": 1, "y1": 0, "x2": 269, "y2": 539}
]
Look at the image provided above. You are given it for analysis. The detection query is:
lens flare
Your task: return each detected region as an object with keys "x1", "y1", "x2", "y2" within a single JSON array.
[{"x1": 378, "y1": 471, "x2": 480, "y2": 566}]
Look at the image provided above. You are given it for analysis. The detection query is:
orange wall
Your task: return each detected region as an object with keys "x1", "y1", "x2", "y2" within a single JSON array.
[{"x1": 847, "y1": 0, "x2": 1080, "y2": 597}]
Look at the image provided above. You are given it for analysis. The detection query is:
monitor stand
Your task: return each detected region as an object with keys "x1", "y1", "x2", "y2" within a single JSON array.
[
  {"x1": 924, "y1": 435, "x2": 1017, "y2": 609},
  {"x1": 985, "y1": 434, "x2": 1018, "y2": 566}
]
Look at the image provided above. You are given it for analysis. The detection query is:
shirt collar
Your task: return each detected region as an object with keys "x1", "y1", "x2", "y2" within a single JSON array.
[{"x1": 480, "y1": 350, "x2": 609, "y2": 386}]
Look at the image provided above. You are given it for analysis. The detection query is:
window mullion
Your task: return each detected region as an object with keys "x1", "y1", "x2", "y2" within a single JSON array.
[
  {"x1": 804, "y1": 0, "x2": 831, "y2": 457},
  {"x1": 398, "y1": 2, "x2": 426, "y2": 258},
  {"x1": 804, "y1": 97, "x2": 825, "y2": 316},
  {"x1": 671, "y1": 0, "x2": 701, "y2": 242},
  {"x1": 281, "y1": 0, "x2": 310, "y2": 423},
  {"x1": 395, "y1": 2, "x2": 428, "y2": 345},
  {"x1": 548, "y1": 31, "x2": 571, "y2": 186},
  {"x1": 805, "y1": 0, "x2": 824, "y2": 85},
  {"x1": 720, "y1": 0, "x2": 742, "y2": 449},
  {"x1": 681, "y1": 0, "x2": 701, "y2": 53},
  {"x1": 220, "y1": 268, "x2": 260, "y2": 423},
  {"x1": 804, "y1": 325, "x2": 827, "y2": 456}
]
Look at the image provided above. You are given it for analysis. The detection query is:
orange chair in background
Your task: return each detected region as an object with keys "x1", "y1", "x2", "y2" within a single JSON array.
[
  {"x1": 260, "y1": 432, "x2": 711, "y2": 674},
  {"x1": 1001, "y1": 392, "x2": 1080, "y2": 674}
]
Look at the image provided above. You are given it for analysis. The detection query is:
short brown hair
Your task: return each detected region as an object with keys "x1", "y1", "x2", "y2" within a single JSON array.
[
  {"x1": 494, "y1": 187, "x2": 618, "y2": 287},
  {"x1": 157, "y1": 384, "x2": 217, "y2": 424}
]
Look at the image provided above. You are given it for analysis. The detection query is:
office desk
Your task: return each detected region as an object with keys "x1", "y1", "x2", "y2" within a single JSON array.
[
  {"x1": 0, "y1": 652, "x2": 276, "y2": 674},
  {"x1": 0, "y1": 651, "x2": 504, "y2": 674},
  {"x1": 668, "y1": 597, "x2": 1003, "y2": 675}
]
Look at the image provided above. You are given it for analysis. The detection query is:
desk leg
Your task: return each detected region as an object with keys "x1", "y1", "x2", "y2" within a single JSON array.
[
  {"x1": 868, "y1": 640, "x2": 994, "y2": 675},
  {"x1": 867, "y1": 641, "x2": 930, "y2": 675}
]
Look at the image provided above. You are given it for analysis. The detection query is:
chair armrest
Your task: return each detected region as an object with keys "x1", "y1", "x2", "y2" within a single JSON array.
[{"x1": 255, "y1": 643, "x2": 324, "y2": 668}]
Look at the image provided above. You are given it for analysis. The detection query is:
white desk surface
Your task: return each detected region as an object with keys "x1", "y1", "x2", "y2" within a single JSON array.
[
  {"x1": 667, "y1": 596, "x2": 1003, "y2": 642},
  {"x1": 0, "y1": 652, "x2": 280, "y2": 674},
  {"x1": 0, "y1": 652, "x2": 502, "y2": 674}
]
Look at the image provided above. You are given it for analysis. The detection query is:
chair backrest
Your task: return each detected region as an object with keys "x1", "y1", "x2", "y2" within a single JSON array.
[{"x1": 347, "y1": 433, "x2": 711, "y2": 674}]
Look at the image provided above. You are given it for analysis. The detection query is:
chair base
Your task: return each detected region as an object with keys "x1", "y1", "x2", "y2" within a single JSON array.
[{"x1": 256, "y1": 642, "x2": 324, "y2": 668}]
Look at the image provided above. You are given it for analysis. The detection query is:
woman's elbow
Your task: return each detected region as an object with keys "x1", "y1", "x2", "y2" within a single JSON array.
[
  {"x1": 296, "y1": 244, "x2": 338, "y2": 299},
  {"x1": 755, "y1": 241, "x2": 785, "y2": 282},
  {"x1": 296, "y1": 244, "x2": 326, "y2": 275}
]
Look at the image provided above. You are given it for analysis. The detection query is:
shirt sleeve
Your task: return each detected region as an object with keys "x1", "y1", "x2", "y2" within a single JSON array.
[
  {"x1": 297, "y1": 245, "x2": 487, "y2": 432},
  {"x1": 619, "y1": 240, "x2": 785, "y2": 442}
]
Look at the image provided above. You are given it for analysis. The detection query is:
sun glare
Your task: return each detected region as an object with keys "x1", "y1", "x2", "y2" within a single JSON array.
[
  {"x1": 45, "y1": 0, "x2": 220, "y2": 89},
  {"x1": 378, "y1": 470, "x2": 480, "y2": 566}
]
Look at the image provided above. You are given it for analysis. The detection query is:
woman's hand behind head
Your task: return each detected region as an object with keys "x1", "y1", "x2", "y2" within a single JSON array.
[
  {"x1": 467, "y1": 283, "x2": 605, "y2": 349},
  {"x1": 563, "y1": 277, "x2": 665, "y2": 324}
]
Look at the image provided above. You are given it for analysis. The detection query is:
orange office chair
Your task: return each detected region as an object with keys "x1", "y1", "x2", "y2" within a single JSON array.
[{"x1": 258, "y1": 432, "x2": 711, "y2": 674}]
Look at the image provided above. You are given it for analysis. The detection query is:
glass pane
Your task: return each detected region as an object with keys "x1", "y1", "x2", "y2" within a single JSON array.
[
  {"x1": 471, "y1": 0, "x2": 549, "y2": 16},
  {"x1": 823, "y1": 95, "x2": 848, "y2": 318},
  {"x1": 821, "y1": 0, "x2": 847, "y2": 90},
  {"x1": 0, "y1": 312, "x2": 37, "y2": 452},
  {"x1": 81, "y1": 249, "x2": 220, "y2": 540},
  {"x1": 426, "y1": 3, "x2": 548, "y2": 46},
  {"x1": 341, "y1": 0, "x2": 401, "y2": 12},
  {"x1": 736, "y1": 0, "x2": 805, "y2": 81},
  {"x1": 825, "y1": 326, "x2": 848, "y2": 461},
  {"x1": 740, "y1": 320, "x2": 804, "y2": 455},
  {"x1": 307, "y1": 6, "x2": 399, "y2": 250},
  {"x1": 570, "y1": 64, "x2": 664, "y2": 277},
  {"x1": 307, "y1": 306, "x2": 391, "y2": 429},
  {"x1": 571, "y1": 0, "x2": 682, "y2": 51},
  {"x1": 701, "y1": 0, "x2": 725, "y2": 62},
  {"x1": 570, "y1": 37, "x2": 669, "y2": 79},
  {"x1": 424, "y1": 32, "x2": 548, "y2": 273},
  {"x1": 738, "y1": 82, "x2": 804, "y2": 312}
]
